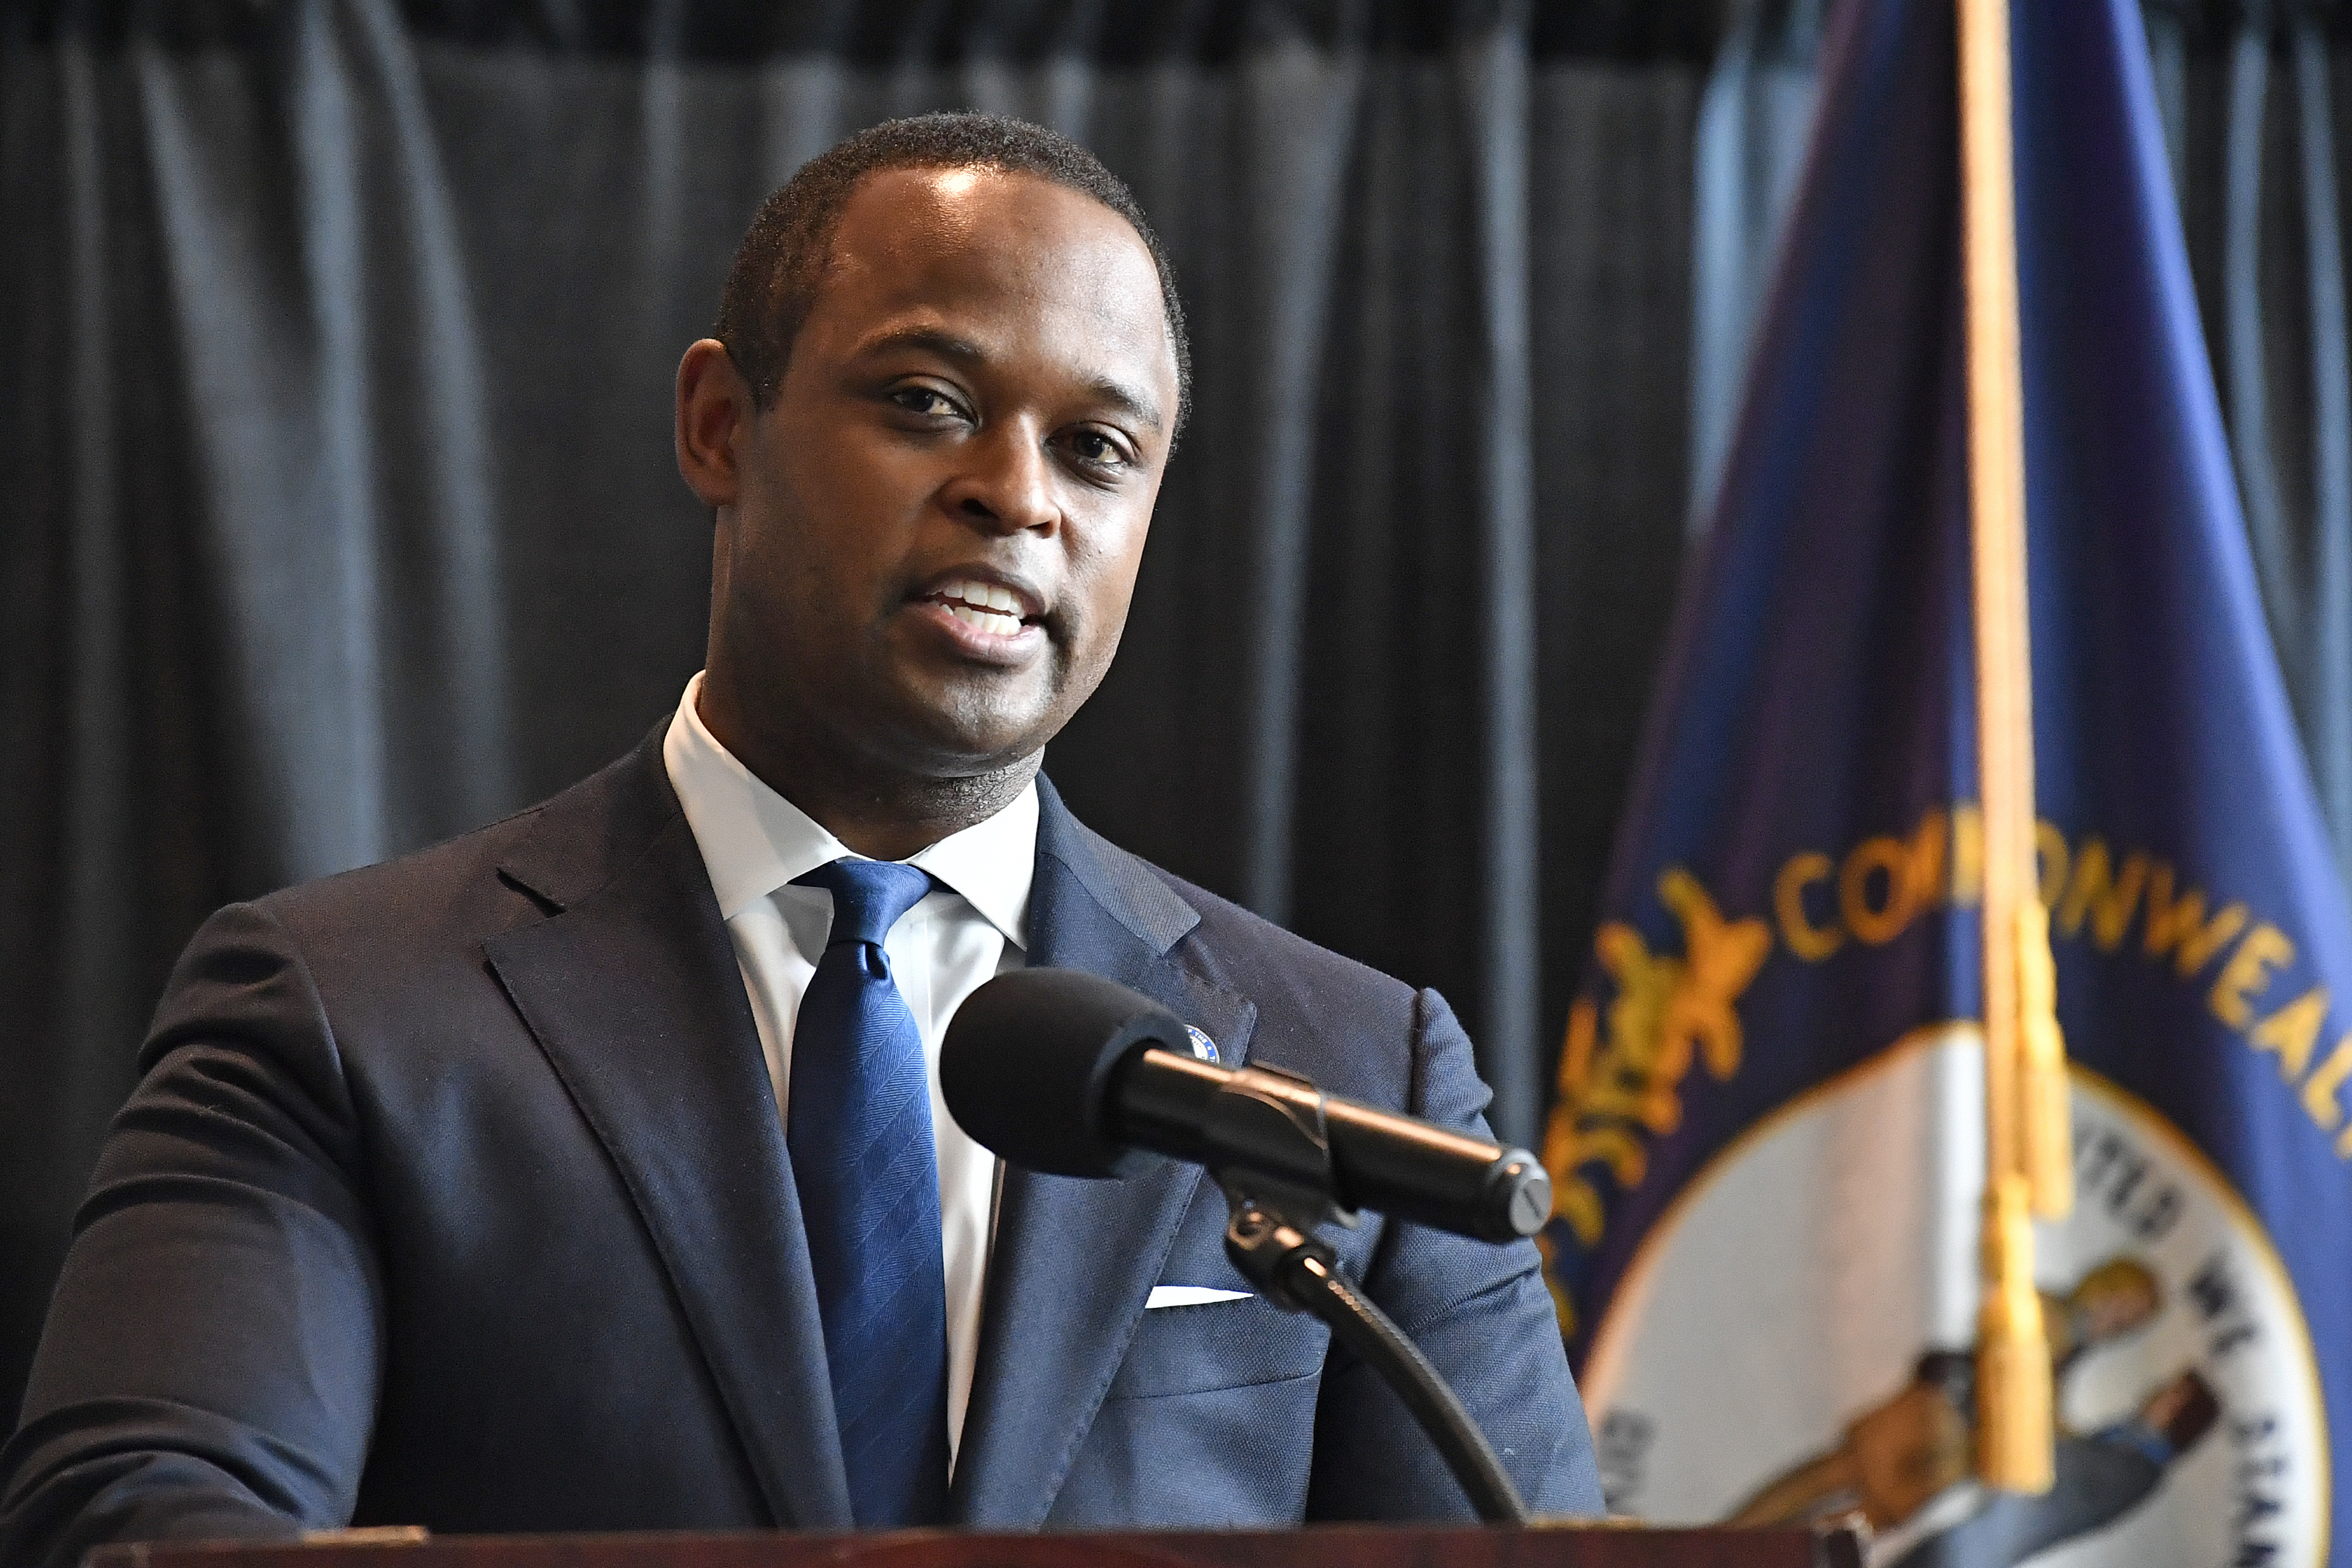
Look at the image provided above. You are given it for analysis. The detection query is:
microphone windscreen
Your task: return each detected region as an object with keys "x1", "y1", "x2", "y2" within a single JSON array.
[{"x1": 942, "y1": 968, "x2": 1188, "y2": 1179}]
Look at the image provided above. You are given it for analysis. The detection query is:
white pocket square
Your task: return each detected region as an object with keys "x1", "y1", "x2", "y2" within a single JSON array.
[{"x1": 1144, "y1": 1285, "x2": 1252, "y2": 1309}]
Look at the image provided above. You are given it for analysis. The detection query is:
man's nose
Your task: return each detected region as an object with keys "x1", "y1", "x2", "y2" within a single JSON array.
[{"x1": 939, "y1": 425, "x2": 1061, "y2": 536}]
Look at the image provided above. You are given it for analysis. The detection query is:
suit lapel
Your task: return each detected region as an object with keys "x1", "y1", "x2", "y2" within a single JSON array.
[
  {"x1": 949, "y1": 780, "x2": 1258, "y2": 1527},
  {"x1": 482, "y1": 748, "x2": 853, "y2": 1530}
]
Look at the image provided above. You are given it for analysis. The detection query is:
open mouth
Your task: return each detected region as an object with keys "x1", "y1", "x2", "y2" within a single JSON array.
[{"x1": 917, "y1": 577, "x2": 1039, "y2": 640}]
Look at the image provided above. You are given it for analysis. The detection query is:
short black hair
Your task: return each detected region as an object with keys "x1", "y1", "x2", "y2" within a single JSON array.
[{"x1": 713, "y1": 112, "x2": 1191, "y2": 436}]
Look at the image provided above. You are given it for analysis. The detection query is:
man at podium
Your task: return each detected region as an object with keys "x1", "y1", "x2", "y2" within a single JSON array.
[{"x1": 0, "y1": 115, "x2": 1601, "y2": 1565}]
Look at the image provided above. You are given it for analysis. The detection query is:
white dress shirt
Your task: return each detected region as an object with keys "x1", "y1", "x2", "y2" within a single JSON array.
[{"x1": 662, "y1": 672, "x2": 1032, "y2": 1465}]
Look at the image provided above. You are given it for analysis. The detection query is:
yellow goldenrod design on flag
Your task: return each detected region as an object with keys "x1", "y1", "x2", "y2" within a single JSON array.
[{"x1": 1542, "y1": 868, "x2": 1771, "y2": 1264}]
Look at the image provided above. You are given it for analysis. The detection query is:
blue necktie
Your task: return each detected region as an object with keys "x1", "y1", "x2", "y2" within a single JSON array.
[{"x1": 787, "y1": 858, "x2": 951, "y2": 1527}]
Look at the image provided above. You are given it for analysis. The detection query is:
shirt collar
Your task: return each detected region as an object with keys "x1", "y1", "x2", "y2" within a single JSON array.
[{"x1": 661, "y1": 672, "x2": 1035, "y2": 951}]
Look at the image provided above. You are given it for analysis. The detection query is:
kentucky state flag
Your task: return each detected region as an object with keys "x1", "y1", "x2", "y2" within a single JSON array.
[{"x1": 1537, "y1": 1, "x2": 2352, "y2": 1564}]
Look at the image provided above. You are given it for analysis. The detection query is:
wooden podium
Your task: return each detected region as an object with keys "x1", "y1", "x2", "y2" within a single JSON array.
[{"x1": 88, "y1": 1523, "x2": 1867, "y2": 1568}]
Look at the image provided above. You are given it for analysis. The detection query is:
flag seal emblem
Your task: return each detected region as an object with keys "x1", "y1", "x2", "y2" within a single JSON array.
[{"x1": 1576, "y1": 1027, "x2": 2327, "y2": 1568}]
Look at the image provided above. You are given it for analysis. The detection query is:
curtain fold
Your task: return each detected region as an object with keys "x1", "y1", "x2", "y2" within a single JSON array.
[
  {"x1": 1687, "y1": 0, "x2": 1821, "y2": 525},
  {"x1": 1459, "y1": 29, "x2": 1544, "y2": 1133}
]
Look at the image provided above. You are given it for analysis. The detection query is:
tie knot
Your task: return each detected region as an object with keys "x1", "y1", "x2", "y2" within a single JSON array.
[{"x1": 793, "y1": 858, "x2": 934, "y2": 948}]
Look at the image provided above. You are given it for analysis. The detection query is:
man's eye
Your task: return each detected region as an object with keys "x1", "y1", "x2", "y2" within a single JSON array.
[
  {"x1": 892, "y1": 387, "x2": 965, "y2": 419},
  {"x1": 1067, "y1": 429, "x2": 1131, "y2": 467}
]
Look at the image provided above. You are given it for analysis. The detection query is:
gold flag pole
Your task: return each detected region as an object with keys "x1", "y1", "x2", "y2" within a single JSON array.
[{"x1": 1958, "y1": 0, "x2": 2072, "y2": 1494}]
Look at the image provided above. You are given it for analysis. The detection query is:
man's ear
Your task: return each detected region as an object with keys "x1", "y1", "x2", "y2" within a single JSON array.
[{"x1": 676, "y1": 338, "x2": 752, "y2": 509}]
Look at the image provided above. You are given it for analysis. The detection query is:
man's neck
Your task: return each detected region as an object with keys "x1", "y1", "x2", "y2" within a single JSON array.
[{"x1": 695, "y1": 676, "x2": 1038, "y2": 862}]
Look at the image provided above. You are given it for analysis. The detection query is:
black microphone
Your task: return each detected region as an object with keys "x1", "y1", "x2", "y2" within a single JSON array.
[{"x1": 941, "y1": 968, "x2": 1552, "y2": 1243}]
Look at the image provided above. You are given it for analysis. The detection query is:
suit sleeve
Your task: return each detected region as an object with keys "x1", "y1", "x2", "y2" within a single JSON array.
[
  {"x1": 0, "y1": 902, "x2": 384, "y2": 1568},
  {"x1": 1303, "y1": 987, "x2": 1604, "y2": 1522}
]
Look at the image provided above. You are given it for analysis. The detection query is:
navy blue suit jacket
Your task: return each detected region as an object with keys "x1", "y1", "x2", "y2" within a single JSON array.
[{"x1": 1, "y1": 733, "x2": 1601, "y2": 1564}]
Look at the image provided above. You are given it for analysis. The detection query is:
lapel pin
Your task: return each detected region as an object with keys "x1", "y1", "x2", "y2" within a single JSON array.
[{"x1": 1184, "y1": 1025, "x2": 1219, "y2": 1064}]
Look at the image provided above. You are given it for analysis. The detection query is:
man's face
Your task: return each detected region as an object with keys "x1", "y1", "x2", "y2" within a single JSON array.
[{"x1": 702, "y1": 166, "x2": 1178, "y2": 779}]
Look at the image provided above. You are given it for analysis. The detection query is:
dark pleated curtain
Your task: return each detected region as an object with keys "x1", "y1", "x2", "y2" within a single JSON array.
[{"x1": 0, "y1": 0, "x2": 1714, "y2": 1418}]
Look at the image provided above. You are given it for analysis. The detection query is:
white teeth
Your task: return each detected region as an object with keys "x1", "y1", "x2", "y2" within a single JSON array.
[
  {"x1": 934, "y1": 579, "x2": 1028, "y2": 631},
  {"x1": 946, "y1": 603, "x2": 1021, "y2": 635}
]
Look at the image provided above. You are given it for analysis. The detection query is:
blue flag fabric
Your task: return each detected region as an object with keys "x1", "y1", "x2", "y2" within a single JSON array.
[{"x1": 1539, "y1": 1, "x2": 2352, "y2": 1563}]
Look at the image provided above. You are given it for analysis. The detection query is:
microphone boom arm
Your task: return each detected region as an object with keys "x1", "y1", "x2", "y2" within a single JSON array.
[
  {"x1": 1193, "y1": 1064, "x2": 1533, "y2": 1527},
  {"x1": 1220, "y1": 1190, "x2": 1531, "y2": 1527}
]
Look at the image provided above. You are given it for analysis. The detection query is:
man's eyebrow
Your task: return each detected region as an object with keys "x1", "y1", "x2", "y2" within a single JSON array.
[
  {"x1": 1079, "y1": 375, "x2": 1164, "y2": 434},
  {"x1": 853, "y1": 326, "x2": 1165, "y2": 433},
  {"x1": 854, "y1": 326, "x2": 986, "y2": 366}
]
